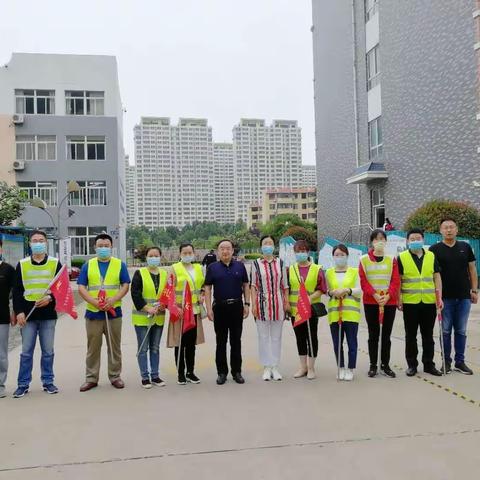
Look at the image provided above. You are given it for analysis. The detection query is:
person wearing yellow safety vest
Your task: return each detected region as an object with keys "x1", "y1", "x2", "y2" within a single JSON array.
[
  {"x1": 131, "y1": 247, "x2": 168, "y2": 388},
  {"x1": 359, "y1": 229, "x2": 400, "y2": 378},
  {"x1": 288, "y1": 239, "x2": 326, "y2": 380},
  {"x1": 167, "y1": 243, "x2": 205, "y2": 385},
  {"x1": 78, "y1": 233, "x2": 130, "y2": 392},
  {"x1": 12, "y1": 230, "x2": 62, "y2": 398},
  {"x1": 326, "y1": 244, "x2": 361, "y2": 381},
  {"x1": 398, "y1": 229, "x2": 443, "y2": 377}
]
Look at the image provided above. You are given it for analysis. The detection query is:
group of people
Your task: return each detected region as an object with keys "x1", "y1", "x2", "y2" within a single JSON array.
[{"x1": 0, "y1": 216, "x2": 477, "y2": 398}]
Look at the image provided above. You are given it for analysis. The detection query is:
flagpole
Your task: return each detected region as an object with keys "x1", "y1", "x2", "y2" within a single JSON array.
[
  {"x1": 136, "y1": 312, "x2": 156, "y2": 358},
  {"x1": 337, "y1": 299, "x2": 343, "y2": 381},
  {"x1": 176, "y1": 286, "x2": 186, "y2": 379},
  {"x1": 377, "y1": 290, "x2": 385, "y2": 370},
  {"x1": 100, "y1": 275, "x2": 114, "y2": 364},
  {"x1": 435, "y1": 291, "x2": 446, "y2": 376},
  {"x1": 306, "y1": 314, "x2": 314, "y2": 361}
]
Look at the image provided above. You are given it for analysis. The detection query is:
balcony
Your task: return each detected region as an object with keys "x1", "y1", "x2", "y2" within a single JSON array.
[{"x1": 346, "y1": 162, "x2": 388, "y2": 185}]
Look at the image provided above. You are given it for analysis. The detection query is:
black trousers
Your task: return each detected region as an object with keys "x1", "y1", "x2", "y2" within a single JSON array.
[
  {"x1": 291, "y1": 316, "x2": 319, "y2": 357},
  {"x1": 403, "y1": 302, "x2": 437, "y2": 369},
  {"x1": 174, "y1": 325, "x2": 197, "y2": 376},
  {"x1": 213, "y1": 301, "x2": 244, "y2": 375},
  {"x1": 364, "y1": 304, "x2": 396, "y2": 367}
]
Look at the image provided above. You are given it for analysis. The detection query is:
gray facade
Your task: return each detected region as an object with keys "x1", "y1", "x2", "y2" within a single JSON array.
[{"x1": 312, "y1": 0, "x2": 480, "y2": 242}]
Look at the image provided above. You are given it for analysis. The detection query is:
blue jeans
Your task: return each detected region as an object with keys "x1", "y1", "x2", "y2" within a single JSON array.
[
  {"x1": 330, "y1": 322, "x2": 359, "y2": 369},
  {"x1": 134, "y1": 325, "x2": 163, "y2": 380},
  {"x1": 18, "y1": 319, "x2": 57, "y2": 388},
  {"x1": 442, "y1": 299, "x2": 471, "y2": 364}
]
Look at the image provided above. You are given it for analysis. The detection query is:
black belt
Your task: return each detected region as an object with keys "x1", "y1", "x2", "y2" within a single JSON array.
[{"x1": 214, "y1": 298, "x2": 242, "y2": 306}]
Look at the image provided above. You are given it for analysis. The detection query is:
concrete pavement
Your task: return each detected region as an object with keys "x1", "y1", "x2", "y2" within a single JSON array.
[{"x1": 0, "y1": 295, "x2": 479, "y2": 479}]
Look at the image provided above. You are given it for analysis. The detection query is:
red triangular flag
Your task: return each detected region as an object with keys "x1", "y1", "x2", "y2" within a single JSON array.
[
  {"x1": 182, "y1": 282, "x2": 196, "y2": 334},
  {"x1": 49, "y1": 266, "x2": 78, "y2": 319},
  {"x1": 160, "y1": 274, "x2": 181, "y2": 323},
  {"x1": 293, "y1": 282, "x2": 311, "y2": 328},
  {"x1": 98, "y1": 287, "x2": 116, "y2": 317}
]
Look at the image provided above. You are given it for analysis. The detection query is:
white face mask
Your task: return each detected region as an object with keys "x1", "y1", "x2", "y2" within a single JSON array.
[{"x1": 373, "y1": 241, "x2": 386, "y2": 253}]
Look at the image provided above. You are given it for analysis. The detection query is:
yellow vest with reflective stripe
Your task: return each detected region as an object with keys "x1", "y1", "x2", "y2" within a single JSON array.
[
  {"x1": 360, "y1": 254, "x2": 393, "y2": 293},
  {"x1": 400, "y1": 250, "x2": 436, "y2": 304},
  {"x1": 288, "y1": 263, "x2": 321, "y2": 316},
  {"x1": 86, "y1": 257, "x2": 122, "y2": 313},
  {"x1": 172, "y1": 262, "x2": 204, "y2": 315},
  {"x1": 325, "y1": 267, "x2": 361, "y2": 324},
  {"x1": 20, "y1": 256, "x2": 58, "y2": 301},
  {"x1": 132, "y1": 267, "x2": 168, "y2": 326}
]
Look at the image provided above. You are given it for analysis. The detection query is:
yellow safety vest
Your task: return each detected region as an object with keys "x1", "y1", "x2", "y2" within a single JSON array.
[
  {"x1": 325, "y1": 267, "x2": 361, "y2": 324},
  {"x1": 399, "y1": 250, "x2": 436, "y2": 304},
  {"x1": 86, "y1": 257, "x2": 122, "y2": 313},
  {"x1": 132, "y1": 267, "x2": 168, "y2": 326},
  {"x1": 172, "y1": 262, "x2": 204, "y2": 315},
  {"x1": 20, "y1": 256, "x2": 58, "y2": 301},
  {"x1": 288, "y1": 263, "x2": 321, "y2": 316},
  {"x1": 360, "y1": 254, "x2": 393, "y2": 293}
]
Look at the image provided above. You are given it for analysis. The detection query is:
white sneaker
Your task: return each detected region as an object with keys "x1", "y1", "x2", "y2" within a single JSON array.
[
  {"x1": 337, "y1": 367, "x2": 346, "y2": 380},
  {"x1": 344, "y1": 369, "x2": 354, "y2": 381},
  {"x1": 271, "y1": 366, "x2": 283, "y2": 381},
  {"x1": 262, "y1": 367, "x2": 272, "y2": 381}
]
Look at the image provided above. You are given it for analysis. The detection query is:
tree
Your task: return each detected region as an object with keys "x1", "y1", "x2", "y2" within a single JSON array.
[
  {"x1": 0, "y1": 182, "x2": 26, "y2": 226},
  {"x1": 261, "y1": 214, "x2": 316, "y2": 241},
  {"x1": 404, "y1": 199, "x2": 480, "y2": 238},
  {"x1": 283, "y1": 226, "x2": 318, "y2": 250}
]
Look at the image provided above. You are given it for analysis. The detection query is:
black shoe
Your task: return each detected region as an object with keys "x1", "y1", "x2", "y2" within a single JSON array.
[
  {"x1": 368, "y1": 365, "x2": 377, "y2": 378},
  {"x1": 232, "y1": 373, "x2": 245, "y2": 384},
  {"x1": 381, "y1": 365, "x2": 396, "y2": 378},
  {"x1": 151, "y1": 377, "x2": 166, "y2": 387},
  {"x1": 216, "y1": 373, "x2": 227, "y2": 385},
  {"x1": 445, "y1": 362, "x2": 452, "y2": 374},
  {"x1": 406, "y1": 367, "x2": 417, "y2": 377},
  {"x1": 186, "y1": 372, "x2": 201, "y2": 384},
  {"x1": 424, "y1": 366, "x2": 442, "y2": 377},
  {"x1": 455, "y1": 362, "x2": 473, "y2": 375},
  {"x1": 177, "y1": 374, "x2": 187, "y2": 385}
]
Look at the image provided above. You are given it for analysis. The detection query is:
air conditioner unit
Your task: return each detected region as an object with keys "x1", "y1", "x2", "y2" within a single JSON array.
[
  {"x1": 13, "y1": 160, "x2": 25, "y2": 171},
  {"x1": 12, "y1": 114, "x2": 24, "y2": 125}
]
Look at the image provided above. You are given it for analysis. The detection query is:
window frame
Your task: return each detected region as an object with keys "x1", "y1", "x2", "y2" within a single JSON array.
[
  {"x1": 14, "y1": 89, "x2": 55, "y2": 115},
  {"x1": 17, "y1": 180, "x2": 58, "y2": 206},
  {"x1": 366, "y1": 45, "x2": 380, "y2": 91},
  {"x1": 66, "y1": 135, "x2": 106, "y2": 161},
  {"x1": 65, "y1": 90, "x2": 105, "y2": 116},
  {"x1": 368, "y1": 117, "x2": 383, "y2": 160},
  {"x1": 16, "y1": 135, "x2": 57, "y2": 161}
]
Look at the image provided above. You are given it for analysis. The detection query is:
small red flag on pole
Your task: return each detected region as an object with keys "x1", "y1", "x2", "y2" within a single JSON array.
[
  {"x1": 182, "y1": 282, "x2": 196, "y2": 334},
  {"x1": 98, "y1": 288, "x2": 116, "y2": 317},
  {"x1": 293, "y1": 282, "x2": 311, "y2": 328},
  {"x1": 49, "y1": 265, "x2": 78, "y2": 319},
  {"x1": 160, "y1": 274, "x2": 181, "y2": 323}
]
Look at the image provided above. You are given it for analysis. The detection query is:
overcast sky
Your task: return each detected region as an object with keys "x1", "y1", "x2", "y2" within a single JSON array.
[{"x1": 1, "y1": 0, "x2": 315, "y2": 165}]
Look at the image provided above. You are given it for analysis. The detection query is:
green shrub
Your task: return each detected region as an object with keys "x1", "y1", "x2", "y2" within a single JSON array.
[
  {"x1": 71, "y1": 258, "x2": 86, "y2": 268},
  {"x1": 244, "y1": 253, "x2": 262, "y2": 260},
  {"x1": 404, "y1": 199, "x2": 480, "y2": 238}
]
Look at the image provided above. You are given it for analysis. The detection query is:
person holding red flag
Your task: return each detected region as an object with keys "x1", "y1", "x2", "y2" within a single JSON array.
[
  {"x1": 288, "y1": 240, "x2": 326, "y2": 380},
  {"x1": 131, "y1": 247, "x2": 168, "y2": 388},
  {"x1": 167, "y1": 243, "x2": 205, "y2": 385}
]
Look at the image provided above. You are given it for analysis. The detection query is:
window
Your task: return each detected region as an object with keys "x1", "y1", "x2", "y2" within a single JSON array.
[
  {"x1": 15, "y1": 89, "x2": 55, "y2": 114},
  {"x1": 68, "y1": 181, "x2": 107, "y2": 206},
  {"x1": 366, "y1": 46, "x2": 380, "y2": 90},
  {"x1": 68, "y1": 226, "x2": 107, "y2": 256},
  {"x1": 67, "y1": 136, "x2": 105, "y2": 160},
  {"x1": 368, "y1": 117, "x2": 383, "y2": 159},
  {"x1": 365, "y1": 0, "x2": 378, "y2": 22},
  {"x1": 18, "y1": 181, "x2": 57, "y2": 206},
  {"x1": 16, "y1": 135, "x2": 56, "y2": 161},
  {"x1": 371, "y1": 187, "x2": 385, "y2": 228},
  {"x1": 65, "y1": 91, "x2": 104, "y2": 115}
]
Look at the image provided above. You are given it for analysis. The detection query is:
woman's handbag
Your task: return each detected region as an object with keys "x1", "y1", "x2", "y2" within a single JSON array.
[{"x1": 311, "y1": 302, "x2": 328, "y2": 318}]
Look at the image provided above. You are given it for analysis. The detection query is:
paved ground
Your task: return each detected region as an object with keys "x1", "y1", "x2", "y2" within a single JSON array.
[{"x1": 1, "y1": 294, "x2": 479, "y2": 479}]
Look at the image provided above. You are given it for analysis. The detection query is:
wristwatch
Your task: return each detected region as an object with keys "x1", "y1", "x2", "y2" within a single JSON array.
[
  {"x1": 471, "y1": 289, "x2": 478, "y2": 294},
  {"x1": 244, "y1": 302, "x2": 250, "y2": 306}
]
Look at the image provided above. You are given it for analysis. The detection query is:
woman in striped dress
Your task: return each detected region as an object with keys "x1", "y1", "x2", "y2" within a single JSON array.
[{"x1": 250, "y1": 236, "x2": 290, "y2": 381}]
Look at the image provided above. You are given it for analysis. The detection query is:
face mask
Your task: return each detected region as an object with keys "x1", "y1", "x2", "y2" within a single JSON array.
[
  {"x1": 409, "y1": 240, "x2": 424, "y2": 251},
  {"x1": 96, "y1": 247, "x2": 111, "y2": 260},
  {"x1": 147, "y1": 257, "x2": 161, "y2": 267},
  {"x1": 31, "y1": 242, "x2": 47, "y2": 255},
  {"x1": 261, "y1": 245, "x2": 274, "y2": 256},
  {"x1": 181, "y1": 255, "x2": 194, "y2": 264},
  {"x1": 373, "y1": 241, "x2": 386, "y2": 252},
  {"x1": 333, "y1": 256, "x2": 348, "y2": 268},
  {"x1": 295, "y1": 252, "x2": 309, "y2": 263}
]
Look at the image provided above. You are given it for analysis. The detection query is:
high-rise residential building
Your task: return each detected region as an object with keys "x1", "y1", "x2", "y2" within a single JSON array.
[
  {"x1": 312, "y1": 0, "x2": 480, "y2": 241},
  {"x1": 247, "y1": 187, "x2": 317, "y2": 229},
  {"x1": 301, "y1": 164, "x2": 317, "y2": 187},
  {"x1": 233, "y1": 119, "x2": 302, "y2": 221},
  {"x1": 125, "y1": 155, "x2": 137, "y2": 226},
  {"x1": 134, "y1": 117, "x2": 214, "y2": 228},
  {"x1": 0, "y1": 52, "x2": 126, "y2": 259},
  {"x1": 213, "y1": 142, "x2": 235, "y2": 223}
]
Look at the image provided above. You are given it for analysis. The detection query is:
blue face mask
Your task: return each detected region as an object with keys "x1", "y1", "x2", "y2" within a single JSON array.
[
  {"x1": 181, "y1": 255, "x2": 195, "y2": 264},
  {"x1": 295, "y1": 252, "x2": 309, "y2": 263},
  {"x1": 333, "y1": 256, "x2": 348, "y2": 268},
  {"x1": 409, "y1": 240, "x2": 424, "y2": 251},
  {"x1": 147, "y1": 257, "x2": 161, "y2": 267},
  {"x1": 96, "y1": 247, "x2": 111, "y2": 260},
  {"x1": 261, "y1": 245, "x2": 274, "y2": 256},
  {"x1": 31, "y1": 242, "x2": 47, "y2": 255}
]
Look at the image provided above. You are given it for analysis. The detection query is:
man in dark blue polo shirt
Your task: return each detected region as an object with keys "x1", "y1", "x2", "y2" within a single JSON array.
[{"x1": 205, "y1": 239, "x2": 250, "y2": 385}]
